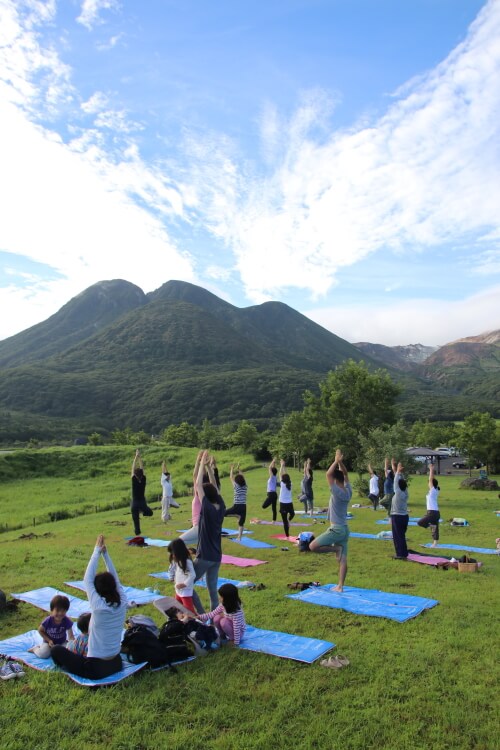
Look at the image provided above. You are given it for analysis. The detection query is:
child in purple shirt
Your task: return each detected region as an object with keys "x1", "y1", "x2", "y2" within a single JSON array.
[{"x1": 29, "y1": 594, "x2": 74, "y2": 658}]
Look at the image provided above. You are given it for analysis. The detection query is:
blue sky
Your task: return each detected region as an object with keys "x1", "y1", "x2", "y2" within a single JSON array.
[{"x1": 0, "y1": 0, "x2": 499, "y2": 346}]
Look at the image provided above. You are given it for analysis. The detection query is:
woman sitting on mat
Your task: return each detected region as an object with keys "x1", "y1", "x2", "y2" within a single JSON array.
[
  {"x1": 51, "y1": 534, "x2": 127, "y2": 679},
  {"x1": 417, "y1": 462, "x2": 441, "y2": 547}
]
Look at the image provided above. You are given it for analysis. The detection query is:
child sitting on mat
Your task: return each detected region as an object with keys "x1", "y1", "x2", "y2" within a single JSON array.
[
  {"x1": 29, "y1": 594, "x2": 74, "y2": 658},
  {"x1": 66, "y1": 612, "x2": 91, "y2": 657},
  {"x1": 168, "y1": 538, "x2": 197, "y2": 614},
  {"x1": 182, "y1": 583, "x2": 246, "y2": 646}
]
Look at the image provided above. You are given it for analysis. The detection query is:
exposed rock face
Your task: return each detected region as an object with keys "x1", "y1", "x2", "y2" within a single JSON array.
[
  {"x1": 353, "y1": 342, "x2": 436, "y2": 371},
  {"x1": 460, "y1": 478, "x2": 499, "y2": 491}
]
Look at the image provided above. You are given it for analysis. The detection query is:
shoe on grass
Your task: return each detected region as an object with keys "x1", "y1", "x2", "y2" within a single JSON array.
[
  {"x1": 0, "y1": 662, "x2": 16, "y2": 680},
  {"x1": 7, "y1": 661, "x2": 25, "y2": 677}
]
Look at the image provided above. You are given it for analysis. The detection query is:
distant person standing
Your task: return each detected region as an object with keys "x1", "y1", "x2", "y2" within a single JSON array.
[
  {"x1": 390, "y1": 460, "x2": 409, "y2": 560},
  {"x1": 310, "y1": 449, "x2": 352, "y2": 592},
  {"x1": 225, "y1": 464, "x2": 247, "y2": 540},
  {"x1": 262, "y1": 458, "x2": 279, "y2": 521},
  {"x1": 417, "y1": 463, "x2": 441, "y2": 547},
  {"x1": 160, "y1": 461, "x2": 173, "y2": 522},
  {"x1": 380, "y1": 457, "x2": 395, "y2": 515},
  {"x1": 368, "y1": 464, "x2": 380, "y2": 510},
  {"x1": 278, "y1": 459, "x2": 295, "y2": 538},
  {"x1": 130, "y1": 450, "x2": 152, "y2": 536},
  {"x1": 301, "y1": 458, "x2": 314, "y2": 516}
]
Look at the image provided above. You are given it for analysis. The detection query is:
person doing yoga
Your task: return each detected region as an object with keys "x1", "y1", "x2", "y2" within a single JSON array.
[
  {"x1": 278, "y1": 459, "x2": 295, "y2": 538},
  {"x1": 262, "y1": 458, "x2": 279, "y2": 521},
  {"x1": 51, "y1": 535, "x2": 127, "y2": 679},
  {"x1": 390, "y1": 460, "x2": 409, "y2": 560},
  {"x1": 310, "y1": 449, "x2": 352, "y2": 592},
  {"x1": 130, "y1": 450, "x2": 152, "y2": 535},
  {"x1": 225, "y1": 464, "x2": 247, "y2": 540},
  {"x1": 417, "y1": 462, "x2": 441, "y2": 546}
]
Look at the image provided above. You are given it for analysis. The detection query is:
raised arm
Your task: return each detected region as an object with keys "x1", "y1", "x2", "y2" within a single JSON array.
[
  {"x1": 206, "y1": 455, "x2": 217, "y2": 487},
  {"x1": 195, "y1": 450, "x2": 209, "y2": 500},
  {"x1": 230, "y1": 463, "x2": 235, "y2": 486},
  {"x1": 368, "y1": 463, "x2": 374, "y2": 476},
  {"x1": 391, "y1": 456, "x2": 397, "y2": 474},
  {"x1": 326, "y1": 449, "x2": 341, "y2": 487},
  {"x1": 131, "y1": 449, "x2": 143, "y2": 478},
  {"x1": 279, "y1": 459, "x2": 286, "y2": 479},
  {"x1": 384, "y1": 457, "x2": 389, "y2": 475},
  {"x1": 268, "y1": 458, "x2": 276, "y2": 476},
  {"x1": 338, "y1": 456, "x2": 349, "y2": 483},
  {"x1": 161, "y1": 460, "x2": 167, "y2": 474},
  {"x1": 428, "y1": 462, "x2": 435, "y2": 490}
]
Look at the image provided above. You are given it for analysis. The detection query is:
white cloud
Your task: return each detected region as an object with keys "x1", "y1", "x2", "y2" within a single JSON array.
[
  {"x1": 182, "y1": 0, "x2": 500, "y2": 301},
  {"x1": 305, "y1": 285, "x2": 500, "y2": 347},
  {"x1": 0, "y1": 1, "x2": 194, "y2": 340},
  {"x1": 76, "y1": 0, "x2": 120, "y2": 31}
]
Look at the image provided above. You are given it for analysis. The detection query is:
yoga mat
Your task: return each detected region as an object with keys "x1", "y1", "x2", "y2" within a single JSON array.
[
  {"x1": 221, "y1": 554, "x2": 268, "y2": 567},
  {"x1": 251, "y1": 520, "x2": 313, "y2": 527},
  {"x1": 125, "y1": 537, "x2": 171, "y2": 547},
  {"x1": 195, "y1": 577, "x2": 255, "y2": 589},
  {"x1": 407, "y1": 553, "x2": 453, "y2": 566},
  {"x1": 377, "y1": 519, "x2": 419, "y2": 526},
  {"x1": 176, "y1": 528, "x2": 251, "y2": 536},
  {"x1": 239, "y1": 625, "x2": 334, "y2": 663},
  {"x1": 422, "y1": 543, "x2": 499, "y2": 555},
  {"x1": 0, "y1": 630, "x2": 146, "y2": 686},
  {"x1": 287, "y1": 585, "x2": 438, "y2": 622},
  {"x1": 227, "y1": 537, "x2": 275, "y2": 549},
  {"x1": 65, "y1": 581, "x2": 163, "y2": 605},
  {"x1": 271, "y1": 534, "x2": 299, "y2": 542},
  {"x1": 350, "y1": 532, "x2": 390, "y2": 539},
  {"x1": 12, "y1": 587, "x2": 91, "y2": 619}
]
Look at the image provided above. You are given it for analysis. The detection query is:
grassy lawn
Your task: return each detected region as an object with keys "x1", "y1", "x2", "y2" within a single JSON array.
[{"x1": 0, "y1": 449, "x2": 499, "y2": 750}]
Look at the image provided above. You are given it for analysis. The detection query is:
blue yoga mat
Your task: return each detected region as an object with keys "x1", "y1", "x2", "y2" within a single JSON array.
[
  {"x1": 376, "y1": 519, "x2": 418, "y2": 526},
  {"x1": 350, "y1": 532, "x2": 389, "y2": 539},
  {"x1": 287, "y1": 585, "x2": 438, "y2": 622},
  {"x1": 239, "y1": 624, "x2": 334, "y2": 663},
  {"x1": 195, "y1": 577, "x2": 254, "y2": 589},
  {"x1": 65, "y1": 581, "x2": 163, "y2": 605},
  {"x1": 149, "y1": 571, "x2": 171, "y2": 580},
  {"x1": 422, "y1": 543, "x2": 499, "y2": 555},
  {"x1": 12, "y1": 587, "x2": 91, "y2": 619},
  {"x1": 0, "y1": 630, "x2": 146, "y2": 686},
  {"x1": 228, "y1": 537, "x2": 276, "y2": 549}
]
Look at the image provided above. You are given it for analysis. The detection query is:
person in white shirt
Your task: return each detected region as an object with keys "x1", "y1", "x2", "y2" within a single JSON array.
[
  {"x1": 262, "y1": 458, "x2": 279, "y2": 521},
  {"x1": 417, "y1": 462, "x2": 441, "y2": 546},
  {"x1": 278, "y1": 459, "x2": 295, "y2": 538},
  {"x1": 368, "y1": 463, "x2": 380, "y2": 510},
  {"x1": 168, "y1": 538, "x2": 197, "y2": 613},
  {"x1": 51, "y1": 535, "x2": 127, "y2": 679},
  {"x1": 161, "y1": 461, "x2": 174, "y2": 521}
]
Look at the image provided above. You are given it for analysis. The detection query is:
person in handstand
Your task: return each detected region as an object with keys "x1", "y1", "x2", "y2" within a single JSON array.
[{"x1": 309, "y1": 449, "x2": 352, "y2": 592}]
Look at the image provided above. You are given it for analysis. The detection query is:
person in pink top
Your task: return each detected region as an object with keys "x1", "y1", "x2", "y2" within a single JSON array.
[{"x1": 180, "y1": 451, "x2": 204, "y2": 545}]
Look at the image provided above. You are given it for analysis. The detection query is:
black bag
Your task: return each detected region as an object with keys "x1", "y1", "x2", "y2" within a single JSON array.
[
  {"x1": 159, "y1": 619, "x2": 188, "y2": 649},
  {"x1": 186, "y1": 620, "x2": 218, "y2": 650},
  {"x1": 121, "y1": 625, "x2": 190, "y2": 668}
]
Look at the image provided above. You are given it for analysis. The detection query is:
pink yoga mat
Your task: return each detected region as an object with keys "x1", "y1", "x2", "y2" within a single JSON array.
[
  {"x1": 271, "y1": 534, "x2": 299, "y2": 542},
  {"x1": 221, "y1": 554, "x2": 268, "y2": 567},
  {"x1": 407, "y1": 553, "x2": 452, "y2": 566}
]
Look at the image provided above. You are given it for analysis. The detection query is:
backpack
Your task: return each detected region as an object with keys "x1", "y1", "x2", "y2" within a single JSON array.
[
  {"x1": 185, "y1": 620, "x2": 218, "y2": 650},
  {"x1": 127, "y1": 536, "x2": 148, "y2": 547},
  {"x1": 121, "y1": 625, "x2": 174, "y2": 668},
  {"x1": 126, "y1": 614, "x2": 159, "y2": 637},
  {"x1": 297, "y1": 531, "x2": 314, "y2": 552}
]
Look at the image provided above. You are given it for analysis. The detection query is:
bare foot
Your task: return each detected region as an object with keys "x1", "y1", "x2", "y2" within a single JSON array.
[
  {"x1": 330, "y1": 585, "x2": 343, "y2": 593},
  {"x1": 431, "y1": 542, "x2": 437, "y2": 547}
]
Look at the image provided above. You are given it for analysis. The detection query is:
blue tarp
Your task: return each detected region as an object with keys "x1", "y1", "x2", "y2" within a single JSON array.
[
  {"x1": 287, "y1": 584, "x2": 438, "y2": 622},
  {"x1": 228, "y1": 537, "x2": 276, "y2": 549},
  {"x1": 422, "y1": 543, "x2": 498, "y2": 555},
  {"x1": 65, "y1": 581, "x2": 162, "y2": 605},
  {"x1": 350, "y1": 532, "x2": 388, "y2": 539},
  {"x1": 125, "y1": 537, "x2": 171, "y2": 547},
  {"x1": 195, "y1": 577, "x2": 254, "y2": 589},
  {"x1": 239, "y1": 624, "x2": 334, "y2": 663},
  {"x1": 12, "y1": 587, "x2": 90, "y2": 619},
  {"x1": 0, "y1": 630, "x2": 146, "y2": 686}
]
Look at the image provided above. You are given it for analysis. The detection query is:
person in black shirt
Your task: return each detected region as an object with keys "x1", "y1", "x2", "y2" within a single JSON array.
[{"x1": 130, "y1": 450, "x2": 152, "y2": 535}]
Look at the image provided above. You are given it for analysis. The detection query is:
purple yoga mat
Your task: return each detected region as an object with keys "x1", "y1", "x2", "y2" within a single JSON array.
[{"x1": 221, "y1": 554, "x2": 268, "y2": 567}]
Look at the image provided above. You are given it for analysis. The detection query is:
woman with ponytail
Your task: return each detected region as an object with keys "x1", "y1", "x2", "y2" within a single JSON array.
[
  {"x1": 278, "y1": 459, "x2": 295, "y2": 539},
  {"x1": 51, "y1": 534, "x2": 127, "y2": 679}
]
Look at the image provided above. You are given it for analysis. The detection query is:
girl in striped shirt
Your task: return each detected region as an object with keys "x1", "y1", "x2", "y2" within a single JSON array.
[
  {"x1": 224, "y1": 464, "x2": 248, "y2": 540},
  {"x1": 192, "y1": 583, "x2": 246, "y2": 646}
]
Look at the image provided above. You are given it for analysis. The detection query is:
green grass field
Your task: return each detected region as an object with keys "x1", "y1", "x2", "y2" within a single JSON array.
[{"x1": 0, "y1": 448, "x2": 499, "y2": 750}]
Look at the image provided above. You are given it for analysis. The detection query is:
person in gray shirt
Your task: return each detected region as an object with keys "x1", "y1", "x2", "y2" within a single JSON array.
[
  {"x1": 390, "y1": 460, "x2": 409, "y2": 559},
  {"x1": 310, "y1": 449, "x2": 352, "y2": 592}
]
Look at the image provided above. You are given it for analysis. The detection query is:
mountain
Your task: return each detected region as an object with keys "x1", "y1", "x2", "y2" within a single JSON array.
[
  {"x1": 353, "y1": 342, "x2": 436, "y2": 372},
  {"x1": 0, "y1": 280, "x2": 146, "y2": 368},
  {"x1": 0, "y1": 280, "x2": 379, "y2": 439}
]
